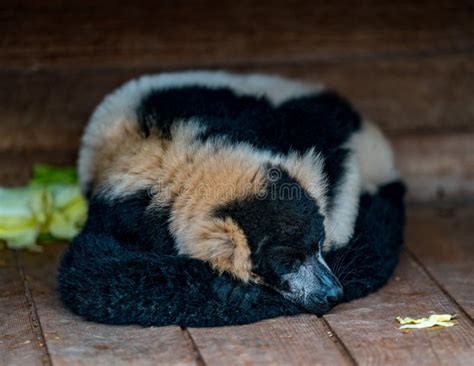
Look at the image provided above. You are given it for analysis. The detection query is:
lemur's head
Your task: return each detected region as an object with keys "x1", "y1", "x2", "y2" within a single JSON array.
[
  {"x1": 213, "y1": 166, "x2": 343, "y2": 314},
  {"x1": 171, "y1": 153, "x2": 343, "y2": 314}
]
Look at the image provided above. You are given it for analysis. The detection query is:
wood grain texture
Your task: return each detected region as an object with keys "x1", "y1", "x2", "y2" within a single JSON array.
[
  {"x1": 16, "y1": 244, "x2": 200, "y2": 366},
  {"x1": 1, "y1": 0, "x2": 473, "y2": 69},
  {"x1": 0, "y1": 53, "x2": 473, "y2": 153},
  {"x1": 407, "y1": 205, "x2": 474, "y2": 319},
  {"x1": 324, "y1": 251, "x2": 474, "y2": 366},
  {"x1": 0, "y1": 250, "x2": 50, "y2": 366},
  {"x1": 0, "y1": 151, "x2": 77, "y2": 187},
  {"x1": 189, "y1": 315, "x2": 353, "y2": 366},
  {"x1": 394, "y1": 133, "x2": 474, "y2": 201}
]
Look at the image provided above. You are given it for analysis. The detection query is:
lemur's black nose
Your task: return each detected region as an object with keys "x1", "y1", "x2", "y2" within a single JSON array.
[
  {"x1": 325, "y1": 285, "x2": 344, "y2": 305},
  {"x1": 304, "y1": 283, "x2": 343, "y2": 315},
  {"x1": 317, "y1": 264, "x2": 344, "y2": 305}
]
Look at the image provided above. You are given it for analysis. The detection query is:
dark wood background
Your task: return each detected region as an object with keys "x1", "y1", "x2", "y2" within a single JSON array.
[{"x1": 1, "y1": 0, "x2": 473, "y2": 200}]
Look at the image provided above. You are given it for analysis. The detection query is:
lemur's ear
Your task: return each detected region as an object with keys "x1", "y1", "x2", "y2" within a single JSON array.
[{"x1": 191, "y1": 217, "x2": 253, "y2": 282}]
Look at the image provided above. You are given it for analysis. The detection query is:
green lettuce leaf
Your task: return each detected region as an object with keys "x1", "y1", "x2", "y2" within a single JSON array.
[{"x1": 0, "y1": 166, "x2": 87, "y2": 249}]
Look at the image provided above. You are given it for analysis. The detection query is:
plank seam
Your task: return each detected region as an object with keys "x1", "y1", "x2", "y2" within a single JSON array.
[
  {"x1": 13, "y1": 251, "x2": 53, "y2": 366},
  {"x1": 1, "y1": 46, "x2": 473, "y2": 73},
  {"x1": 180, "y1": 327, "x2": 207, "y2": 366},
  {"x1": 405, "y1": 248, "x2": 474, "y2": 323},
  {"x1": 320, "y1": 317, "x2": 358, "y2": 365}
]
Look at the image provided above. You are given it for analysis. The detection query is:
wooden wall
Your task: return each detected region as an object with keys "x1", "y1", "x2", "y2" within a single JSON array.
[{"x1": 1, "y1": 0, "x2": 473, "y2": 201}]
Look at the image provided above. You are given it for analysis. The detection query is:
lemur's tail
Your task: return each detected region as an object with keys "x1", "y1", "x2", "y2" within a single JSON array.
[
  {"x1": 57, "y1": 232, "x2": 300, "y2": 327},
  {"x1": 57, "y1": 182, "x2": 405, "y2": 327}
]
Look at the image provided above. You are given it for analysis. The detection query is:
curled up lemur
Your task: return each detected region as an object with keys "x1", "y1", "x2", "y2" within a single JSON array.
[{"x1": 58, "y1": 71, "x2": 405, "y2": 326}]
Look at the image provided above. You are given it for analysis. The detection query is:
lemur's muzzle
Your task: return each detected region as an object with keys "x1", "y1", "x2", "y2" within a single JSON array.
[{"x1": 279, "y1": 255, "x2": 343, "y2": 315}]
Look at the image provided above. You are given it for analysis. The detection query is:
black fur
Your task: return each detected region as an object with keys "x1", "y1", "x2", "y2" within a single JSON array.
[
  {"x1": 85, "y1": 190, "x2": 175, "y2": 254},
  {"x1": 138, "y1": 86, "x2": 273, "y2": 142},
  {"x1": 58, "y1": 181, "x2": 405, "y2": 327}
]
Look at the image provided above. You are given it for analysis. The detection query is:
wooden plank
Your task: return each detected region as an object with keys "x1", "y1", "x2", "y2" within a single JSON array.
[
  {"x1": 323, "y1": 251, "x2": 474, "y2": 366},
  {"x1": 189, "y1": 315, "x2": 353, "y2": 366},
  {"x1": 394, "y1": 134, "x2": 474, "y2": 201},
  {"x1": 0, "y1": 0, "x2": 472, "y2": 69},
  {"x1": 0, "y1": 54, "x2": 473, "y2": 153},
  {"x1": 0, "y1": 250, "x2": 50, "y2": 366},
  {"x1": 16, "y1": 244, "x2": 200, "y2": 366},
  {"x1": 0, "y1": 70, "x2": 114, "y2": 152},
  {"x1": 407, "y1": 205, "x2": 474, "y2": 319},
  {"x1": 0, "y1": 150, "x2": 77, "y2": 187}
]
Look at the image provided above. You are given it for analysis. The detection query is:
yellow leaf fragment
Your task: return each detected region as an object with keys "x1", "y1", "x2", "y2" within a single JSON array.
[
  {"x1": 396, "y1": 314, "x2": 457, "y2": 330},
  {"x1": 428, "y1": 314, "x2": 455, "y2": 322}
]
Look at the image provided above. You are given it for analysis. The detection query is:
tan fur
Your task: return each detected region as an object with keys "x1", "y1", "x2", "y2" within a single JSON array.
[
  {"x1": 85, "y1": 120, "x2": 169, "y2": 197},
  {"x1": 184, "y1": 217, "x2": 254, "y2": 280}
]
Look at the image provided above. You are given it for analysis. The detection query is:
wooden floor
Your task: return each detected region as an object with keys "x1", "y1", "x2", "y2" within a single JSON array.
[
  {"x1": 1, "y1": 1, "x2": 474, "y2": 365},
  {"x1": 1, "y1": 204, "x2": 473, "y2": 366}
]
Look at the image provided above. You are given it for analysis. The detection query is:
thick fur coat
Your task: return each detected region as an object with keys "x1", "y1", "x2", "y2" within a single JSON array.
[{"x1": 57, "y1": 71, "x2": 405, "y2": 327}]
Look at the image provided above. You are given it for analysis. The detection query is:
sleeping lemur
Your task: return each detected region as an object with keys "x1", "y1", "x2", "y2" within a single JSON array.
[{"x1": 75, "y1": 71, "x2": 399, "y2": 314}]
